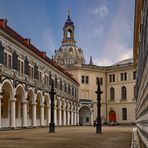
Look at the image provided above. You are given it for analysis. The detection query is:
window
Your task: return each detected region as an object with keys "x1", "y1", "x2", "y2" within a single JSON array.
[
  {"x1": 4, "y1": 52, "x2": 7, "y2": 66},
  {"x1": 133, "y1": 71, "x2": 136, "y2": 80},
  {"x1": 96, "y1": 77, "x2": 103, "y2": 85},
  {"x1": 86, "y1": 76, "x2": 89, "y2": 84},
  {"x1": 55, "y1": 75, "x2": 58, "y2": 88},
  {"x1": 64, "y1": 82, "x2": 67, "y2": 92},
  {"x1": 122, "y1": 108, "x2": 127, "y2": 120},
  {"x1": 121, "y1": 73, "x2": 123, "y2": 81},
  {"x1": 81, "y1": 75, "x2": 89, "y2": 84},
  {"x1": 109, "y1": 75, "x2": 112, "y2": 82},
  {"x1": 60, "y1": 79, "x2": 63, "y2": 90},
  {"x1": 124, "y1": 73, "x2": 127, "y2": 80},
  {"x1": 68, "y1": 84, "x2": 71, "y2": 94},
  {"x1": 29, "y1": 65, "x2": 34, "y2": 79},
  {"x1": 113, "y1": 74, "x2": 115, "y2": 82},
  {"x1": 37, "y1": 71, "x2": 42, "y2": 81},
  {"x1": 121, "y1": 86, "x2": 126, "y2": 100},
  {"x1": 4, "y1": 52, "x2": 12, "y2": 68},
  {"x1": 81, "y1": 76, "x2": 85, "y2": 83},
  {"x1": 121, "y1": 72, "x2": 127, "y2": 81},
  {"x1": 110, "y1": 87, "x2": 115, "y2": 101},
  {"x1": 17, "y1": 59, "x2": 24, "y2": 75},
  {"x1": 109, "y1": 74, "x2": 115, "y2": 82}
]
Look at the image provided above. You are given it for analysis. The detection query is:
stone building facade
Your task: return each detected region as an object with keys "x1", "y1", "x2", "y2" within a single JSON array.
[
  {"x1": 54, "y1": 13, "x2": 136, "y2": 125},
  {"x1": 134, "y1": 0, "x2": 148, "y2": 147},
  {"x1": 0, "y1": 19, "x2": 79, "y2": 128}
]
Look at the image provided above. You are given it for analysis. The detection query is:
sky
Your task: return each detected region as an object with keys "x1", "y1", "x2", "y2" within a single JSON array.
[{"x1": 0, "y1": 0, "x2": 135, "y2": 66}]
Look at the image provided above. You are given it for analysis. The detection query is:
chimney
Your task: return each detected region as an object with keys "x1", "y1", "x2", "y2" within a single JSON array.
[
  {"x1": 0, "y1": 19, "x2": 8, "y2": 27},
  {"x1": 40, "y1": 51, "x2": 46, "y2": 58},
  {"x1": 23, "y1": 38, "x2": 31, "y2": 46}
]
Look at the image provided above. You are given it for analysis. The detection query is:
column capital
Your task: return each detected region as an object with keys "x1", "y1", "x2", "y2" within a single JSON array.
[{"x1": 10, "y1": 98, "x2": 16, "y2": 102}]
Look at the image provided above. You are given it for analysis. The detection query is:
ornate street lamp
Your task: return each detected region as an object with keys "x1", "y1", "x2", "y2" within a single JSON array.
[
  {"x1": 49, "y1": 79, "x2": 56, "y2": 133},
  {"x1": 95, "y1": 78, "x2": 103, "y2": 134}
]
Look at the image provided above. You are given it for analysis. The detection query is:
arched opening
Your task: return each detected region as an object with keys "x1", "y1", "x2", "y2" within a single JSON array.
[
  {"x1": 66, "y1": 29, "x2": 72, "y2": 38},
  {"x1": 1, "y1": 80, "x2": 13, "y2": 127},
  {"x1": 109, "y1": 109, "x2": 116, "y2": 122},
  {"x1": 15, "y1": 85, "x2": 25, "y2": 127},
  {"x1": 27, "y1": 88, "x2": 34, "y2": 126},
  {"x1": 79, "y1": 106, "x2": 91, "y2": 126}
]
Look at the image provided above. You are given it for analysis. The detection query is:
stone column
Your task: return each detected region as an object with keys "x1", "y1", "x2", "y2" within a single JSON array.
[
  {"x1": 71, "y1": 110, "x2": 74, "y2": 125},
  {"x1": 74, "y1": 111, "x2": 77, "y2": 125},
  {"x1": 10, "y1": 99, "x2": 16, "y2": 128},
  {"x1": 63, "y1": 110, "x2": 66, "y2": 125},
  {"x1": 67, "y1": 110, "x2": 70, "y2": 125},
  {"x1": 22, "y1": 101, "x2": 28, "y2": 127},
  {"x1": 40, "y1": 105, "x2": 44, "y2": 126},
  {"x1": 32, "y1": 103, "x2": 37, "y2": 127}
]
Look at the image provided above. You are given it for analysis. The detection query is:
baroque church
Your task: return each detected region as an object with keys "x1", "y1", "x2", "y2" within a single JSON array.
[
  {"x1": 54, "y1": 13, "x2": 136, "y2": 125},
  {"x1": 0, "y1": 12, "x2": 136, "y2": 129}
]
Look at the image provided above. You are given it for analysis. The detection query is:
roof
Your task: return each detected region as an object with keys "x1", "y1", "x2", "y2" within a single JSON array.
[
  {"x1": 0, "y1": 19, "x2": 79, "y2": 85},
  {"x1": 112, "y1": 58, "x2": 133, "y2": 66}
]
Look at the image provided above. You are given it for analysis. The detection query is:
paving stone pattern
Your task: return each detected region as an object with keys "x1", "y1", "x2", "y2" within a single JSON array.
[{"x1": 0, "y1": 126, "x2": 133, "y2": 148}]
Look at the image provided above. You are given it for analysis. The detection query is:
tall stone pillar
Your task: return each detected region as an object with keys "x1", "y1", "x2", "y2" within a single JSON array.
[
  {"x1": 74, "y1": 111, "x2": 77, "y2": 125},
  {"x1": 67, "y1": 110, "x2": 70, "y2": 125},
  {"x1": 10, "y1": 99, "x2": 16, "y2": 128},
  {"x1": 32, "y1": 103, "x2": 37, "y2": 127},
  {"x1": 40, "y1": 105, "x2": 44, "y2": 126},
  {"x1": 22, "y1": 101, "x2": 27, "y2": 127},
  {"x1": 63, "y1": 110, "x2": 66, "y2": 125},
  {"x1": 71, "y1": 110, "x2": 74, "y2": 125}
]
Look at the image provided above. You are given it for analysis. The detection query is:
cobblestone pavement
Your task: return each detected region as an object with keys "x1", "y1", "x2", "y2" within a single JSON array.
[{"x1": 0, "y1": 126, "x2": 133, "y2": 148}]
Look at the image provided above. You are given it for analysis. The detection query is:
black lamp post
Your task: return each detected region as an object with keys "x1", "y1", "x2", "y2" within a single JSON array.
[
  {"x1": 49, "y1": 79, "x2": 56, "y2": 133},
  {"x1": 95, "y1": 78, "x2": 103, "y2": 134}
]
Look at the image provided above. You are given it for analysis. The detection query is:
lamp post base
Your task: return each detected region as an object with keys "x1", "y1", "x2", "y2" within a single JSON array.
[
  {"x1": 49, "y1": 123, "x2": 55, "y2": 133},
  {"x1": 96, "y1": 123, "x2": 102, "y2": 134}
]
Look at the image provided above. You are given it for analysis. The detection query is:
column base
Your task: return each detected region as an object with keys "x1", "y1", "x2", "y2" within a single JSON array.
[{"x1": 49, "y1": 123, "x2": 55, "y2": 133}]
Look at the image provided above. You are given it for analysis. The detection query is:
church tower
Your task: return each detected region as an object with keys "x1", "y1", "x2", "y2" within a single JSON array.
[
  {"x1": 62, "y1": 11, "x2": 76, "y2": 46},
  {"x1": 54, "y1": 11, "x2": 85, "y2": 67}
]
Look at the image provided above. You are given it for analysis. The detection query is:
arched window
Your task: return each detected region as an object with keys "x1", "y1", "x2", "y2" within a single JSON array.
[
  {"x1": 121, "y1": 86, "x2": 126, "y2": 99},
  {"x1": 110, "y1": 87, "x2": 115, "y2": 101},
  {"x1": 67, "y1": 29, "x2": 72, "y2": 38}
]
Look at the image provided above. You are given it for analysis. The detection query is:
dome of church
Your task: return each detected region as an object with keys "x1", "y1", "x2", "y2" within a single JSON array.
[{"x1": 54, "y1": 45, "x2": 85, "y2": 66}]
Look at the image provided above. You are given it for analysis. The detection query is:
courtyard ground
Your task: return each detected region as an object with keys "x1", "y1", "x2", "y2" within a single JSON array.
[{"x1": 0, "y1": 126, "x2": 133, "y2": 148}]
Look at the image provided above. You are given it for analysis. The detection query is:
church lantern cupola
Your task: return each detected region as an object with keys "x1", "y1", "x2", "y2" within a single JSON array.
[{"x1": 62, "y1": 11, "x2": 76, "y2": 46}]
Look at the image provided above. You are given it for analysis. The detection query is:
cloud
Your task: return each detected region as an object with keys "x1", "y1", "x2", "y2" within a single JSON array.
[{"x1": 90, "y1": 5, "x2": 109, "y2": 17}]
